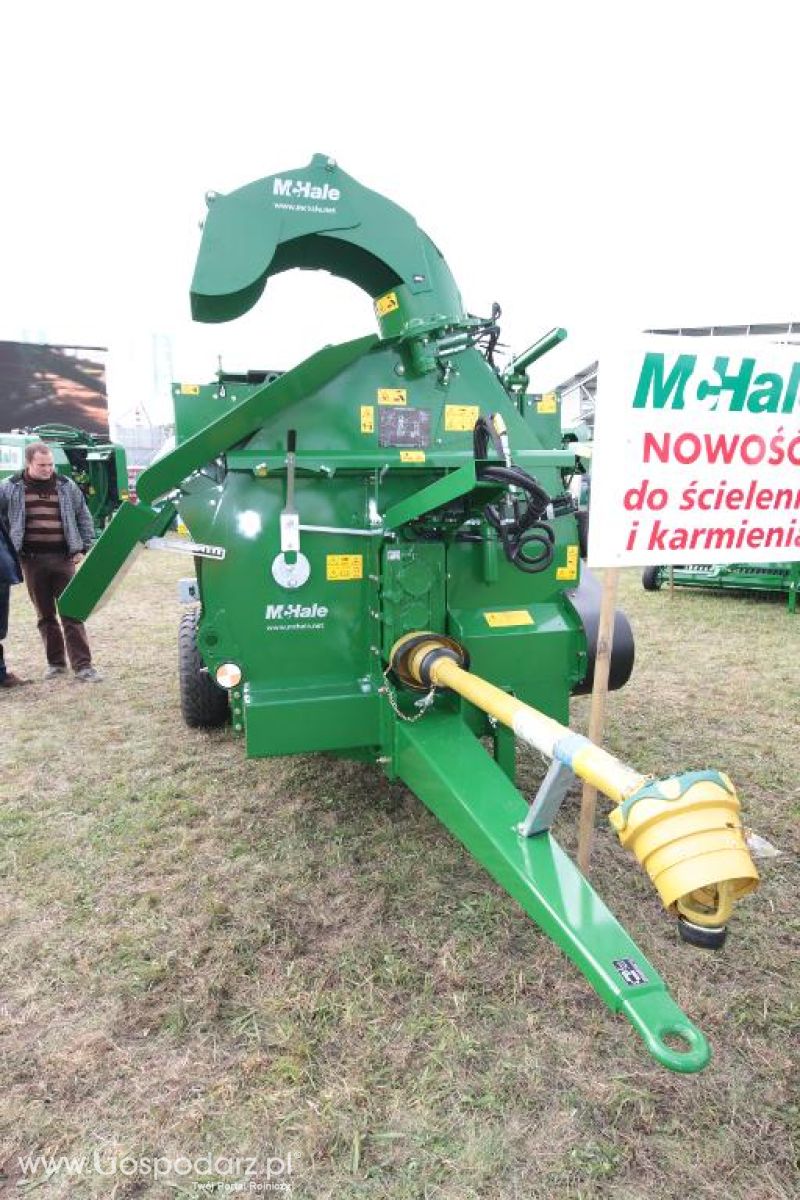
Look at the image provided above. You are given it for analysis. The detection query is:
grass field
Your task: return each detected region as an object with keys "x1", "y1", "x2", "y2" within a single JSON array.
[{"x1": 1, "y1": 555, "x2": 797, "y2": 1199}]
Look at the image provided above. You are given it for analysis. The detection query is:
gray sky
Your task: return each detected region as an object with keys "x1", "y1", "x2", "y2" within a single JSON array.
[{"x1": 2, "y1": 0, "x2": 797, "y2": 422}]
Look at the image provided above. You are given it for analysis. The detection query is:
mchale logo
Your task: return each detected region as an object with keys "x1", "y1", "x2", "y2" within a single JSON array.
[
  {"x1": 273, "y1": 177, "x2": 340, "y2": 202},
  {"x1": 265, "y1": 602, "x2": 329, "y2": 620},
  {"x1": 632, "y1": 351, "x2": 800, "y2": 415}
]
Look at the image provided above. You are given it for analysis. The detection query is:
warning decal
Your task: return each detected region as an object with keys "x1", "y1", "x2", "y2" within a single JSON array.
[
  {"x1": 556, "y1": 545, "x2": 580, "y2": 581},
  {"x1": 445, "y1": 404, "x2": 480, "y2": 431},
  {"x1": 483, "y1": 610, "x2": 535, "y2": 628},
  {"x1": 326, "y1": 554, "x2": 364, "y2": 581},
  {"x1": 375, "y1": 292, "x2": 399, "y2": 318}
]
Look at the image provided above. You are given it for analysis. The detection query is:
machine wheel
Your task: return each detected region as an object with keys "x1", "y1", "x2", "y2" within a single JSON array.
[
  {"x1": 677, "y1": 918, "x2": 728, "y2": 950},
  {"x1": 576, "y1": 509, "x2": 589, "y2": 559},
  {"x1": 178, "y1": 608, "x2": 229, "y2": 729},
  {"x1": 642, "y1": 566, "x2": 663, "y2": 592}
]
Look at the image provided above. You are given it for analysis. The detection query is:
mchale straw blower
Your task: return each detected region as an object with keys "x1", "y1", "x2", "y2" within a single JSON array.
[{"x1": 61, "y1": 156, "x2": 759, "y2": 1072}]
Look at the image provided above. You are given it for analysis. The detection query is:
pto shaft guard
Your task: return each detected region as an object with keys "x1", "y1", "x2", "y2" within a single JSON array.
[
  {"x1": 609, "y1": 772, "x2": 759, "y2": 931},
  {"x1": 389, "y1": 632, "x2": 759, "y2": 942}
]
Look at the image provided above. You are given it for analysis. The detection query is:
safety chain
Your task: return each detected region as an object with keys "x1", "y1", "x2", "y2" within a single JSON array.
[{"x1": 380, "y1": 666, "x2": 437, "y2": 723}]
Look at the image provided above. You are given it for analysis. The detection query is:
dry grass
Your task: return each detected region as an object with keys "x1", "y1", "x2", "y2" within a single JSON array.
[{"x1": 0, "y1": 556, "x2": 797, "y2": 1199}]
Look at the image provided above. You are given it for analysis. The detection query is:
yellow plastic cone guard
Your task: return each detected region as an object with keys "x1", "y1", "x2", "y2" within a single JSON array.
[{"x1": 609, "y1": 774, "x2": 759, "y2": 922}]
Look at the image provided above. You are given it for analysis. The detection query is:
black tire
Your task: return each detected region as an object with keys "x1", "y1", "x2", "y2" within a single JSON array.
[
  {"x1": 677, "y1": 918, "x2": 728, "y2": 950},
  {"x1": 576, "y1": 509, "x2": 589, "y2": 559},
  {"x1": 178, "y1": 608, "x2": 229, "y2": 729},
  {"x1": 642, "y1": 565, "x2": 663, "y2": 592}
]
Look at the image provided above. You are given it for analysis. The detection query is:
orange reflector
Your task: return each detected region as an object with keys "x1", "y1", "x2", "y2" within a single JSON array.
[{"x1": 216, "y1": 663, "x2": 242, "y2": 689}]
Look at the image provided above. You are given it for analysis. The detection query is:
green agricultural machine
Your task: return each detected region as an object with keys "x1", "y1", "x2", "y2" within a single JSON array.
[
  {"x1": 171, "y1": 370, "x2": 282, "y2": 445},
  {"x1": 60, "y1": 155, "x2": 759, "y2": 1073},
  {"x1": 643, "y1": 561, "x2": 799, "y2": 613},
  {"x1": 0, "y1": 423, "x2": 129, "y2": 533}
]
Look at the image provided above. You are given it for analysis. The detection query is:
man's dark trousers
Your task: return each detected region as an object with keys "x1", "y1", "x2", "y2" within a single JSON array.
[
  {"x1": 0, "y1": 582, "x2": 9, "y2": 680},
  {"x1": 21, "y1": 553, "x2": 91, "y2": 670},
  {"x1": 0, "y1": 517, "x2": 21, "y2": 683}
]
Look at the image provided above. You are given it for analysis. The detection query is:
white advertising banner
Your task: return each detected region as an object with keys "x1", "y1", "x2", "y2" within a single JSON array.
[{"x1": 587, "y1": 336, "x2": 800, "y2": 567}]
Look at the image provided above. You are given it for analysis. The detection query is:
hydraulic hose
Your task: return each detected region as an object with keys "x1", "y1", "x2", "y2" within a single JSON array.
[{"x1": 472, "y1": 415, "x2": 556, "y2": 574}]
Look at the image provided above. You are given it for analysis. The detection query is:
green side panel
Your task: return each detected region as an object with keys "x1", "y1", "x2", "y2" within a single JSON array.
[
  {"x1": 137, "y1": 335, "x2": 378, "y2": 504},
  {"x1": 180, "y1": 470, "x2": 383, "y2": 735},
  {"x1": 244, "y1": 687, "x2": 380, "y2": 756},
  {"x1": 171, "y1": 377, "x2": 273, "y2": 444},
  {"x1": 444, "y1": 524, "x2": 586, "y2": 720},
  {"x1": 396, "y1": 712, "x2": 710, "y2": 1073},
  {"x1": 380, "y1": 542, "x2": 446, "y2": 657},
  {"x1": 518, "y1": 390, "x2": 563, "y2": 448},
  {"x1": 447, "y1": 605, "x2": 580, "y2": 722},
  {"x1": 172, "y1": 381, "x2": 240, "y2": 444},
  {"x1": 58, "y1": 500, "x2": 176, "y2": 620}
]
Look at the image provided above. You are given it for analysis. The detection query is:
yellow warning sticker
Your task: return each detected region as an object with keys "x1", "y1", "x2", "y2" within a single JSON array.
[
  {"x1": 180, "y1": 383, "x2": 200, "y2": 395},
  {"x1": 556, "y1": 545, "x2": 579, "y2": 581},
  {"x1": 445, "y1": 404, "x2": 480, "y2": 431},
  {"x1": 400, "y1": 450, "x2": 426, "y2": 463},
  {"x1": 326, "y1": 554, "x2": 364, "y2": 581},
  {"x1": 537, "y1": 391, "x2": 558, "y2": 414},
  {"x1": 375, "y1": 291, "x2": 399, "y2": 318},
  {"x1": 377, "y1": 388, "x2": 407, "y2": 406},
  {"x1": 483, "y1": 610, "x2": 535, "y2": 628},
  {"x1": 360, "y1": 405, "x2": 375, "y2": 433}
]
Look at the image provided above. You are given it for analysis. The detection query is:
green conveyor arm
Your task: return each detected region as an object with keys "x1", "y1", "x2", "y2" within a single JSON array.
[
  {"x1": 59, "y1": 336, "x2": 377, "y2": 622},
  {"x1": 59, "y1": 500, "x2": 177, "y2": 621},
  {"x1": 396, "y1": 712, "x2": 711, "y2": 1073}
]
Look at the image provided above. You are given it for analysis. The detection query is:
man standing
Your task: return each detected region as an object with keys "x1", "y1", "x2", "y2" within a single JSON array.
[
  {"x1": 0, "y1": 441, "x2": 101, "y2": 682},
  {"x1": 0, "y1": 510, "x2": 30, "y2": 688}
]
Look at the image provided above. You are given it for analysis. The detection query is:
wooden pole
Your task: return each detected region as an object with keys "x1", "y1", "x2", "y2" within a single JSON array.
[{"x1": 577, "y1": 567, "x2": 620, "y2": 874}]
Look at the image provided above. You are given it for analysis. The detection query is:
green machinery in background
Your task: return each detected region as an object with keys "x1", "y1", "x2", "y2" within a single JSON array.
[
  {"x1": 557, "y1": 434, "x2": 798, "y2": 612},
  {"x1": 643, "y1": 561, "x2": 799, "y2": 613},
  {"x1": 560, "y1": 419, "x2": 798, "y2": 614},
  {"x1": 60, "y1": 155, "x2": 759, "y2": 1073},
  {"x1": 0, "y1": 424, "x2": 129, "y2": 533}
]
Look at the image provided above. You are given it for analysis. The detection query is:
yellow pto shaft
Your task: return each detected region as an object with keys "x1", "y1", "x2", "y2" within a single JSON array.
[{"x1": 390, "y1": 633, "x2": 758, "y2": 935}]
